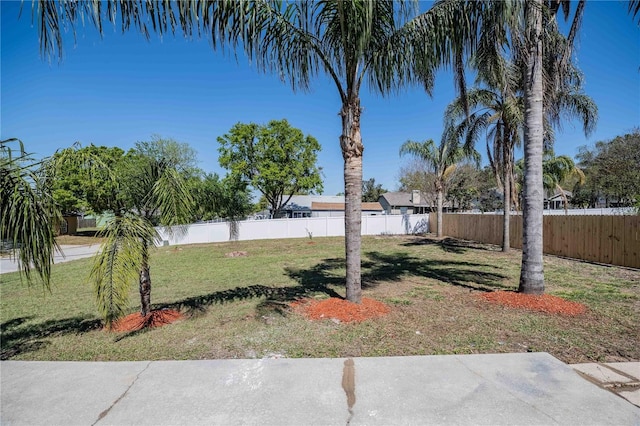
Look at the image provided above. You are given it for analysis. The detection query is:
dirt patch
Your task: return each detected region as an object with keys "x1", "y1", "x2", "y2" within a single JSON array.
[
  {"x1": 291, "y1": 297, "x2": 391, "y2": 323},
  {"x1": 110, "y1": 309, "x2": 183, "y2": 332},
  {"x1": 479, "y1": 291, "x2": 587, "y2": 315},
  {"x1": 225, "y1": 251, "x2": 248, "y2": 257}
]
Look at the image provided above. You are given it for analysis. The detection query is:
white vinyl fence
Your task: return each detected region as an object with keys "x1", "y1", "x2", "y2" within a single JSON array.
[{"x1": 155, "y1": 214, "x2": 430, "y2": 246}]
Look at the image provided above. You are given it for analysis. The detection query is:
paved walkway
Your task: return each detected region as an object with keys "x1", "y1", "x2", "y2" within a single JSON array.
[
  {"x1": 571, "y1": 361, "x2": 640, "y2": 407},
  {"x1": 2, "y1": 353, "x2": 639, "y2": 425},
  {"x1": 0, "y1": 244, "x2": 101, "y2": 275}
]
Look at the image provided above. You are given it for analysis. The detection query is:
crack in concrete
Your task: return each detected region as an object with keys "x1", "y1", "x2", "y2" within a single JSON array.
[{"x1": 92, "y1": 361, "x2": 152, "y2": 425}]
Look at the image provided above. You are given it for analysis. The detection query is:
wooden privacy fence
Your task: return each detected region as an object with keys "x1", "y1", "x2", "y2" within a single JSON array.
[{"x1": 429, "y1": 213, "x2": 639, "y2": 269}]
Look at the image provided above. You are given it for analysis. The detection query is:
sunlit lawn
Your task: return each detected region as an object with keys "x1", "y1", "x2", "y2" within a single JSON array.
[{"x1": 1, "y1": 235, "x2": 638, "y2": 363}]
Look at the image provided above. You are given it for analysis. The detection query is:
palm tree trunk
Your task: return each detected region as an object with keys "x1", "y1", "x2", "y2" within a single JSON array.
[
  {"x1": 436, "y1": 187, "x2": 444, "y2": 238},
  {"x1": 341, "y1": 98, "x2": 363, "y2": 304},
  {"x1": 519, "y1": 0, "x2": 545, "y2": 295},
  {"x1": 139, "y1": 243, "x2": 152, "y2": 316},
  {"x1": 502, "y1": 142, "x2": 511, "y2": 252}
]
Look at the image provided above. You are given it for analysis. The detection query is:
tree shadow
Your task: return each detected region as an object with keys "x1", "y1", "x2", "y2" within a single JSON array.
[
  {"x1": 361, "y1": 251, "x2": 510, "y2": 292},
  {"x1": 403, "y1": 236, "x2": 499, "y2": 254},
  {"x1": 156, "y1": 262, "x2": 343, "y2": 318},
  {"x1": 1, "y1": 316, "x2": 103, "y2": 360}
]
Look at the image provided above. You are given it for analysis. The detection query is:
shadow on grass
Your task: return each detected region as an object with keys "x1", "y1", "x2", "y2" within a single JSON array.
[
  {"x1": 157, "y1": 249, "x2": 510, "y2": 321},
  {"x1": 403, "y1": 237, "x2": 499, "y2": 254},
  {"x1": 362, "y1": 251, "x2": 510, "y2": 292},
  {"x1": 156, "y1": 267, "x2": 343, "y2": 318},
  {"x1": 1, "y1": 248, "x2": 511, "y2": 353},
  {"x1": 1, "y1": 316, "x2": 102, "y2": 360}
]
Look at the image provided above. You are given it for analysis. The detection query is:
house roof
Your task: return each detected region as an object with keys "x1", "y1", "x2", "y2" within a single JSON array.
[
  {"x1": 379, "y1": 191, "x2": 430, "y2": 207},
  {"x1": 281, "y1": 195, "x2": 345, "y2": 210},
  {"x1": 311, "y1": 202, "x2": 383, "y2": 211},
  {"x1": 547, "y1": 190, "x2": 573, "y2": 201}
]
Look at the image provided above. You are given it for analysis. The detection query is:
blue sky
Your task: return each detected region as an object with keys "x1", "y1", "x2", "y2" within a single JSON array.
[{"x1": 2, "y1": 1, "x2": 638, "y2": 197}]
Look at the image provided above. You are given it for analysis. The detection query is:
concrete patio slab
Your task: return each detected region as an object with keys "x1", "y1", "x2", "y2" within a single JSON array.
[
  {"x1": 605, "y1": 362, "x2": 640, "y2": 380},
  {"x1": 571, "y1": 362, "x2": 634, "y2": 384},
  {"x1": 619, "y1": 389, "x2": 640, "y2": 407},
  {"x1": 2, "y1": 353, "x2": 639, "y2": 426}
]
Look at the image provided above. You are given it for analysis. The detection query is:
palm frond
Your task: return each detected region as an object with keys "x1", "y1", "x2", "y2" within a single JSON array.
[
  {"x1": 1, "y1": 138, "x2": 60, "y2": 288},
  {"x1": 153, "y1": 166, "x2": 195, "y2": 227}
]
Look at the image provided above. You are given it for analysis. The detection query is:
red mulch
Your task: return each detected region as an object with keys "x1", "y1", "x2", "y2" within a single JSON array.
[
  {"x1": 291, "y1": 297, "x2": 391, "y2": 323},
  {"x1": 110, "y1": 309, "x2": 183, "y2": 332},
  {"x1": 479, "y1": 291, "x2": 587, "y2": 316}
]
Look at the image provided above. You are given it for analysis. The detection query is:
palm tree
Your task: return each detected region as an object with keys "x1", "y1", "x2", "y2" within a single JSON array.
[
  {"x1": 445, "y1": 58, "x2": 523, "y2": 252},
  {"x1": 400, "y1": 138, "x2": 478, "y2": 238},
  {"x1": 91, "y1": 155, "x2": 193, "y2": 327},
  {"x1": 542, "y1": 152, "x2": 585, "y2": 212},
  {"x1": 52, "y1": 143, "x2": 193, "y2": 327},
  {"x1": 0, "y1": 138, "x2": 60, "y2": 288},
  {"x1": 465, "y1": 0, "x2": 590, "y2": 294},
  {"x1": 33, "y1": 0, "x2": 467, "y2": 304},
  {"x1": 446, "y1": 48, "x2": 596, "y2": 252}
]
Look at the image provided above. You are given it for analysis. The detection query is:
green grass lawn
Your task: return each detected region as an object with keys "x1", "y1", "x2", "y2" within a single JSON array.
[{"x1": 1, "y1": 235, "x2": 638, "y2": 363}]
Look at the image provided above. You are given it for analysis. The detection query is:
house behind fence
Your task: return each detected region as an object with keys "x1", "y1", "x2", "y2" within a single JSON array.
[{"x1": 431, "y1": 213, "x2": 639, "y2": 269}]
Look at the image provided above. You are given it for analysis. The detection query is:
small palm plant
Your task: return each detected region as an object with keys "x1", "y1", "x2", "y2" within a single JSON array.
[
  {"x1": 53, "y1": 144, "x2": 194, "y2": 329},
  {"x1": 92, "y1": 158, "x2": 193, "y2": 328}
]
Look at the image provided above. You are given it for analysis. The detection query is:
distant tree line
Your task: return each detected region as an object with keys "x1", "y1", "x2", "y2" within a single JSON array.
[{"x1": 572, "y1": 130, "x2": 640, "y2": 208}]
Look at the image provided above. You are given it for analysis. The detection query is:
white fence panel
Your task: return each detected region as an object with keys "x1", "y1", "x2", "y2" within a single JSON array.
[{"x1": 156, "y1": 214, "x2": 430, "y2": 246}]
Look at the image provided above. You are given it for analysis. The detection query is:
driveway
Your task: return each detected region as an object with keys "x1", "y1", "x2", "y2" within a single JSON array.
[{"x1": 0, "y1": 244, "x2": 101, "y2": 275}]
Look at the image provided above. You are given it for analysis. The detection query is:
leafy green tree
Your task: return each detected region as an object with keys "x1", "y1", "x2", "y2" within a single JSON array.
[
  {"x1": 50, "y1": 145, "x2": 125, "y2": 215},
  {"x1": 574, "y1": 131, "x2": 640, "y2": 207},
  {"x1": 1, "y1": 138, "x2": 61, "y2": 288},
  {"x1": 362, "y1": 178, "x2": 387, "y2": 202},
  {"x1": 446, "y1": 164, "x2": 480, "y2": 211},
  {"x1": 135, "y1": 135, "x2": 199, "y2": 175},
  {"x1": 218, "y1": 119, "x2": 323, "y2": 220},
  {"x1": 400, "y1": 137, "x2": 478, "y2": 238},
  {"x1": 191, "y1": 173, "x2": 253, "y2": 222}
]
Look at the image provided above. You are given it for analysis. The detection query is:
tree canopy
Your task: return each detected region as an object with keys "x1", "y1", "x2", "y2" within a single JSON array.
[
  {"x1": 190, "y1": 173, "x2": 254, "y2": 222},
  {"x1": 362, "y1": 178, "x2": 387, "y2": 202},
  {"x1": 574, "y1": 130, "x2": 640, "y2": 208},
  {"x1": 218, "y1": 119, "x2": 323, "y2": 218},
  {"x1": 50, "y1": 144, "x2": 125, "y2": 214}
]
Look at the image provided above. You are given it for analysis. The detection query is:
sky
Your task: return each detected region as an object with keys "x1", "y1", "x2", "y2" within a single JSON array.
[{"x1": 2, "y1": 1, "x2": 639, "y2": 197}]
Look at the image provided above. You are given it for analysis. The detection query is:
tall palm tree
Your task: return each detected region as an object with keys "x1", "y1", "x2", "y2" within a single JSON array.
[
  {"x1": 445, "y1": 58, "x2": 523, "y2": 252},
  {"x1": 400, "y1": 138, "x2": 478, "y2": 238},
  {"x1": 32, "y1": 0, "x2": 470, "y2": 304},
  {"x1": 0, "y1": 138, "x2": 60, "y2": 288},
  {"x1": 465, "y1": 0, "x2": 589, "y2": 294},
  {"x1": 446, "y1": 48, "x2": 596, "y2": 253}
]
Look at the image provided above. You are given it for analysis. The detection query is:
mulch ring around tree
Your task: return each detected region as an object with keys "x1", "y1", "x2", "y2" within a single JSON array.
[
  {"x1": 479, "y1": 291, "x2": 587, "y2": 315},
  {"x1": 290, "y1": 297, "x2": 391, "y2": 323},
  {"x1": 110, "y1": 309, "x2": 183, "y2": 332}
]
